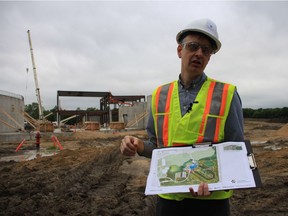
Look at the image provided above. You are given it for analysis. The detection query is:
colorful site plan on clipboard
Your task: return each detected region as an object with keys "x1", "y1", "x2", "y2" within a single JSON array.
[{"x1": 145, "y1": 141, "x2": 262, "y2": 195}]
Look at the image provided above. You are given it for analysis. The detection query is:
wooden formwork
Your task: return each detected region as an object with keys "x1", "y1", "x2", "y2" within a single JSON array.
[
  {"x1": 110, "y1": 122, "x2": 125, "y2": 130},
  {"x1": 84, "y1": 121, "x2": 100, "y2": 130},
  {"x1": 39, "y1": 121, "x2": 54, "y2": 132}
]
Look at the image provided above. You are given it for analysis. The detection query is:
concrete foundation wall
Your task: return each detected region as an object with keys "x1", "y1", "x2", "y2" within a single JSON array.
[
  {"x1": 0, "y1": 133, "x2": 28, "y2": 143},
  {"x1": 0, "y1": 90, "x2": 24, "y2": 133},
  {"x1": 118, "y1": 96, "x2": 151, "y2": 130}
]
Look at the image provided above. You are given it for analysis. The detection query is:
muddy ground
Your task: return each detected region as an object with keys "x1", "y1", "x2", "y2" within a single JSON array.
[{"x1": 0, "y1": 119, "x2": 287, "y2": 216}]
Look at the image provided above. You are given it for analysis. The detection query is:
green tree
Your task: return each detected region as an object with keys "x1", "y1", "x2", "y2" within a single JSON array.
[
  {"x1": 43, "y1": 106, "x2": 57, "y2": 122},
  {"x1": 25, "y1": 103, "x2": 58, "y2": 121},
  {"x1": 280, "y1": 107, "x2": 288, "y2": 118},
  {"x1": 243, "y1": 108, "x2": 254, "y2": 118},
  {"x1": 87, "y1": 107, "x2": 98, "y2": 111},
  {"x1": 243, "y1": 107, "x2": 288, "y2": 122},
  {"x1": 25, "y1": 102, "x2": 40, "y2": 119}
]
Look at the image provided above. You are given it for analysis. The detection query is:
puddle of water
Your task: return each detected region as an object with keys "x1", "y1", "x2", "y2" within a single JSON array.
[
  {"x1": 0, "y1": 149, "x2": 59, "y2": 162},
  {"x1": 251, "y1": 141, "x2": 267, "y2": 145}
]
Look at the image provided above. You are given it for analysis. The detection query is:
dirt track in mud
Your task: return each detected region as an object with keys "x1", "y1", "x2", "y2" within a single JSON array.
[{"x1": 0, "y1": 119, "x2": 288, "y2": 216}]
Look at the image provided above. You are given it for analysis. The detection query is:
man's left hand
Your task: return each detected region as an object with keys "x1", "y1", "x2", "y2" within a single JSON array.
[{"x1": 189, "y1": 182, "x2": 211, "y2": 197}]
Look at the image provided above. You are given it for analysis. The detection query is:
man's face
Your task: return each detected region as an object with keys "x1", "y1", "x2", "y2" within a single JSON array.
[{"x1": 177, "y1": 34, "x2": 212, "y2": 78}]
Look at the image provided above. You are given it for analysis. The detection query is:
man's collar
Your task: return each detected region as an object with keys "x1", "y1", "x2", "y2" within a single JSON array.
[{"x1": 178, "y1": 73, "x2": 207, "y2": 89}]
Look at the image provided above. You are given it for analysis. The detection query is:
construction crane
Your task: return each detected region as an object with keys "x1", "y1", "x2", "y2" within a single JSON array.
[{"x1": 27, "y1": 30, "x2": 44, "y2": 120}]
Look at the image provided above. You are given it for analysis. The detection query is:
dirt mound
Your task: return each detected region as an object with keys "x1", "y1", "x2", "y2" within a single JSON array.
[
  {"x1": 277, "y1": 123, "x2": 288, "y2": 137},
  {"x1": 230, "y1": 143, "x2": 288, "y2": 215}
]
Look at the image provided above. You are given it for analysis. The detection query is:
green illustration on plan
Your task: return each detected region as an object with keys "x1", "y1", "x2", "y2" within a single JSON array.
[{"x1": 157, "y1": 146, "x2": 219, "y2": 186}]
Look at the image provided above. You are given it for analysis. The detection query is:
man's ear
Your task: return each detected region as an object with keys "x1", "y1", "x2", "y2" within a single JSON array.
[{"x1": 177, "y1": 44, "x2": 182, "y2": 58}]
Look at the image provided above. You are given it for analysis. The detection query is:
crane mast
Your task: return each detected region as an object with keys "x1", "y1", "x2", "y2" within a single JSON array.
[{"x1": 27, "y1": 30, "x2": 44, "y2": 120}]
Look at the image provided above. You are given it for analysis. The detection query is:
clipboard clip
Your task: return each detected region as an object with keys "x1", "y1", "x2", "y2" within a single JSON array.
[{"x1": 247, "y1": 153, "x2": 257, "y2": 170}]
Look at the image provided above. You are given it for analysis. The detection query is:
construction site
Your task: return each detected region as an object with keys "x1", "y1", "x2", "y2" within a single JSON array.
[
  {"x1": 0, "y1": 108, "x2": 288, "y2": 215},
  {"x1": 0, "y1": 30, "x2": 149, "y2": 143},
  {"x1": 1, "y1": 31, "x2": 288, "y2": 215}
]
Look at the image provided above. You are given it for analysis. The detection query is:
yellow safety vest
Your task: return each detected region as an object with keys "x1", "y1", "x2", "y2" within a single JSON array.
[{"x1": 151, "y1": 77, "x2": 235, "y2": 200}]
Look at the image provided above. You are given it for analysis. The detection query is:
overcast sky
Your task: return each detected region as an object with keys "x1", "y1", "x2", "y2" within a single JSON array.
[{"x1": 1, "y1": 1, "x2": 287, "y2": 110}]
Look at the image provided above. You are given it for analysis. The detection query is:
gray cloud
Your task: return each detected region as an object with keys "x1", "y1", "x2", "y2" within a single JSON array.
[{"x1": 1, "y1": 1, "x2": 287, "y2": 110}]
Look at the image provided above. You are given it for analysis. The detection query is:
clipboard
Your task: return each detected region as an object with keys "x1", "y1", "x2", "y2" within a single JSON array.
[
  {"x1": 244, "y1": 140, "x2": 262, "y2": 188},
  {"x1": 145, "y1": 140, "x2": 262, "y2": 195}
]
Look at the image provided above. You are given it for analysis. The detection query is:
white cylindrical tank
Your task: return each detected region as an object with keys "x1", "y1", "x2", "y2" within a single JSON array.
[{"x1": 0, "y1": 90, "x2": 24, "y2": 133}]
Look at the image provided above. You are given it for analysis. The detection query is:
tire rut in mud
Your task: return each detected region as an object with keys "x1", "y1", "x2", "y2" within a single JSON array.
[{"x1": 0, "y1": 142, "x2": 156, "y2": 216}]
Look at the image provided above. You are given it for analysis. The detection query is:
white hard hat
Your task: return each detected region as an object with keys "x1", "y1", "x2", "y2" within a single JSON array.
[{"x1": 176, "y1": 18, "x2": 222, "y2": 53}]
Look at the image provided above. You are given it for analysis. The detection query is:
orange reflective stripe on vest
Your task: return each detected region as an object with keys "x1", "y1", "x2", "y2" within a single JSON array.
[
  {"x1": 214, "y1": 83, "x2": 229, "y2": 142},
  {"x1": 197, "y1": 82, "x2": 231, "y2": 143},
  {"x1": 155, "y1": 82, "x2": 175, "y2": 147},
  {"x1": 196, "y1": 81, "x2": 215, "y2": 143}
]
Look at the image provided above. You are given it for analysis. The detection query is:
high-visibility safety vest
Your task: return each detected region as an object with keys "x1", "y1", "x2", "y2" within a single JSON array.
[{"x1": 151, "y1": 77, "x2": 235, "y2": 201}]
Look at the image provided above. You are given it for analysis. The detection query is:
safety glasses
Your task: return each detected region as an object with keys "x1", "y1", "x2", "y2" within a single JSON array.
[{"x1": 182, "y1": 42, "x2": 214, "y2": 56}]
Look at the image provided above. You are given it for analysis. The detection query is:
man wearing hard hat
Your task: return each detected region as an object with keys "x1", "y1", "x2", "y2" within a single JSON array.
[{"x1": 120, "y1": 18, "x2": 244, "y2": 216}]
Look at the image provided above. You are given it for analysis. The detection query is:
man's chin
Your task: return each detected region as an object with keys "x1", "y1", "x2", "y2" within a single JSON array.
[{"x1": 188, "y1": 68, "x2": 203, "y2": 75}]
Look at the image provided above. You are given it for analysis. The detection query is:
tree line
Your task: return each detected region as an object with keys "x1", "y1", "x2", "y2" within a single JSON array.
[{"x1": 243, "y1": 107, "x2": 288, "y2": 122}]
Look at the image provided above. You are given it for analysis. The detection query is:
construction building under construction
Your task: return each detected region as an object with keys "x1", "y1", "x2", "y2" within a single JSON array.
[
  {"x1": 56, "y1": 90, "x2": 147, "y2": 129},
  {"x1": 0, "y1": 89, "x2": 150, "y2": 143}
]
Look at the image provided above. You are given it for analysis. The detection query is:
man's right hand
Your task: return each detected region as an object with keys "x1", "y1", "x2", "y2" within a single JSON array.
[{"x1": 120, "y1": 135, "x2": 144, "y2": 156}]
